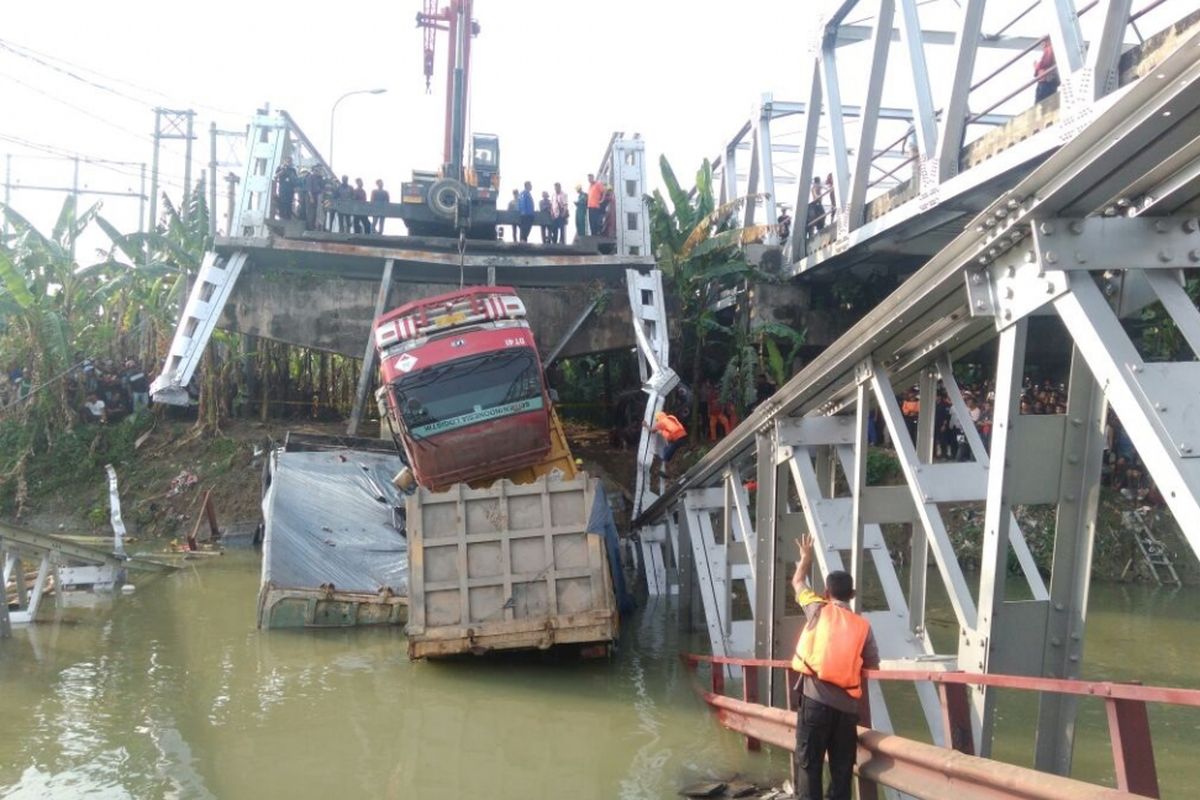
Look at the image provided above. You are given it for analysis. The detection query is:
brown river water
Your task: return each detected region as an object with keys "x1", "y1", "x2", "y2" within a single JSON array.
[{"x1": 1, "y1": 549, "x2": 1196, "y2": 798}]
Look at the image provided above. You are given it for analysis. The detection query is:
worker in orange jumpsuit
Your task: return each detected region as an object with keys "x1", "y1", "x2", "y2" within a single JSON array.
[
  {"x1": 790, "y1": 534, "x2": 880, "y2": 800},
  {"x1": 646, "y1": 410, "x2": 687, "y2": 462}
]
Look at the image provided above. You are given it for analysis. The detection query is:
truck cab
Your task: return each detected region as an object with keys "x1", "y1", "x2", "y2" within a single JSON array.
[{"x1": 374, "y1": 286, "x2": 552, "y2": 489}]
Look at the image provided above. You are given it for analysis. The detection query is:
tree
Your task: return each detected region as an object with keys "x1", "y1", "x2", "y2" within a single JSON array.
[{"x1": 646, "y1": 156, "x2": 805, "y2": 425}]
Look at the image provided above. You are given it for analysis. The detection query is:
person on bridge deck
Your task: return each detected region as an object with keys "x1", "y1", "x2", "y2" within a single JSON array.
[
  {"x1": 602, "y1": 188, "x2": 617, "y2": 238},
  {"x1": 552, "y1": 182, "x2": 570, "y2": 244},
  {"x1": 517, "y1": 182, "x2": 536, "y2": 242},
  {"x1": 791, "y1": 534, "x2": 880, "y2": 800},
  {"x1": 507, "y1": 189, "x2": 520, "y2": 241},
  {"x1": 352, "y1": 178, "x2": 370, "y2": 234},
  {"x1": 304, "y1": 167, "x2": 324, "y2": 231},
  {"x1": 539, "y1": 191, "x2": 553, "y2": 243},
  {"x1": 777, "y1": 207, "x2": 792, "y2": 246},
  {"x1": 336, "y1": 175, "x2": 353, "y2": 233},
  {"x1": 807, "y1": 177, "x2": 825, "y2": 236},
  {"x1": 273, "y1": 157, "x2": 297, "y2": 219},
  {"x1": 587, "y1": 173, "x2": 605, "y2": 236},
  {"x1": 1034, "y1": 37, "x2": 1059, "y2": 103},
  {"x1": 646, "y1": 410, "x2": 687, "y2": 462},
  {"x1": 370, "y1": 179, "x2": 390, "y2": 234},
  {"x1": 574, "y1": 184, "x2": 587, "y2": 241}
]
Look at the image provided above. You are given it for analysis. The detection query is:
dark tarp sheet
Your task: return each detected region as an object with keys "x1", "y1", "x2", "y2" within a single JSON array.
[{"x1": 261, "y1": 448, "x2": 408, "y2": 595}]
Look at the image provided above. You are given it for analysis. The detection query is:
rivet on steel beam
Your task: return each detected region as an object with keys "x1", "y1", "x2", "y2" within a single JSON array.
[
  {"x1": 1183, "y1": 218, "x2": 1197, "y2": 233},
  {"x1": 1051, "y1": 637, "x2": 1062, "y2": 646},
  {"x1": 1004, "y1": 310, "x2": 1013, "y2": 321},
  {"x1": 1154, "y1": 219, "x2": 1169, "y2": 233},
  {"x1": 1044, "y1": 251, "x2": 1058, "y2": 264},
  {"x1": 977, "y1": 255, "x2": 988, "y2": 265},
  {"x1": 1047, "y1": 283, "x2": 1056, "y2": 294},
  {"x1": 1005, "y1": 287, "x2": 1014, "y2": 299},
  {"x1": 1039, "y1": 221, "x2": 1055, "y2": 235},
  {"x1": 1071, "y1": 417, "x2": 1082, "y2": 426},
  {"x1": 971, "y1": 271, "x2": 983, "y2": 284},
  {"x1": 1156, "y1": 402, "x2": 1167, "y2": 411},
  {"x1": 1075, "y1": 251, "x2": 1087, "y2": 263},
  {"x1": 1065, "y1": 494, "x2": 1077, "y2": 502},
  {"x1": 1159, "y1": 250, "x2": 1174, "y2": 262},
  {"x1": 975, "y1": 300, "x2": 987, "y2": 311},
  {"x1": 1025, "y1": 250, "x2": 1036, "y2": 263},
  {"x1": 1067, "y1": 455, "x2": 1079, "y2": 465},
  {"x1": 1007, "y1": 198, "x2": 1020, "y2": 209},
  {"x1": 1132, "y1": 364, "x2": 1143, "y2": 373},
  {"x1": 1181, "y1": 443, "x2": 1192, "y2": 454},
  {"x1": 1189, "y1": 249, "x2": 1200, "y2": 263},
  {"x1": 976, "y1": 225, "x2": 986, "y2": 234},
  {"x1": 1068, "y1": 220, "x2": 1084, "y2": 234},
  {"x1": 1055, "y1": 602, "x2": 1065, "y2": 611},
  {"x1": 1069, "y1": 655, "x2": 1080, "y2": 662}
]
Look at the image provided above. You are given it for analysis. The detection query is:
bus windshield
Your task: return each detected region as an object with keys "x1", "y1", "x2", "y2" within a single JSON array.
[{"x1": 391, "y1": 348, "x2": 544, "y2": 437}]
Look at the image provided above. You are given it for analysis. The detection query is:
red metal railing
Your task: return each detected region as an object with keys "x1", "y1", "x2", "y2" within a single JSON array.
[{"x1": 683, "y1": 653, "x2": 1200, "y2": 799}]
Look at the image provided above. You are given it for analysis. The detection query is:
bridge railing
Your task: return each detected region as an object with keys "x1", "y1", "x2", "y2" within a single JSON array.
[{"x1": 683, "y1": 652, "x2": 1200, "y2": 799}]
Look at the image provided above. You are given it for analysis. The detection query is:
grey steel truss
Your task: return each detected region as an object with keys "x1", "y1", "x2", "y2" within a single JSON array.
[{"x1": 637, "y1": 13, "x2": 1200, "y2": 779}]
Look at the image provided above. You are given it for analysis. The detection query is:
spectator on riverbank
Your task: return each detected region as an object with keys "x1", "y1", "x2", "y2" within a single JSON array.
[{"x1": 82, "y1": 393, "x2": 107, "y2": 424}]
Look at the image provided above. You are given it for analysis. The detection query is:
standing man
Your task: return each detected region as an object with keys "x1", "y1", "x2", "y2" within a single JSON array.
[
  {"x1": 790, "y1": 534, "x2": 879, "y2": 800},
  {"x1": 517, "y1": 181, "x2": 535, "y2": 243},
  {"x1": 538, "y1": 190, "x2": 553, "y2": 243},
  {"x1": 1034, "y1": 37, "x2": 1059, "y2": 102},
  {"x1": 351, "y1": 178, "x2": 370, "y2": 234},
  {"x1": 304, "y1": 166, "x2": 324, "y2": 231},
  {"x1": 552, "y1": 182, "x2": 570, "y2": 245},
  {"x1": 587, "y1": 173, "x2": 605, "y2": 236},
  {"x1": 273, "y1": 157, "x2": 297, "y2": 219},
  {"x1": 574, "y1": 184, "x2": 587, "y2": 241},
  {"x1": 370, "y1": 179, "x2": 390, "y2": 234},
  {"x1": 336, "y1": 175, "x2": 353, "y2": 233},
  {"x1": 507, "y1": 189, "x2": 520, "y2": 242}
]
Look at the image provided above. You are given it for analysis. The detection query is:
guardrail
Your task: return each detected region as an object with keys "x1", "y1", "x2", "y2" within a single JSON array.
[{"x1": 682, "y1": 653, "x2": 1200, "y2": 799}]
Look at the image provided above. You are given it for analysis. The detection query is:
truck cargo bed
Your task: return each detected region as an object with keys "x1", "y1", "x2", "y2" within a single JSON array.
[{"x1": 405, "y1": 472, "x2": 618, "y2": 658}]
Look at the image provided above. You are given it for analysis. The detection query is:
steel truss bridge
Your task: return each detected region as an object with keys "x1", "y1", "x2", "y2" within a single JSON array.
[{"x1": 631, "y1": 0, "x2": 1200, "y2": 789}]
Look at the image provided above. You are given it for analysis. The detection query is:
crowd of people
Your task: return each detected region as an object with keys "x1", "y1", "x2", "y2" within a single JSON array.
[
  {"x1": 68, "y1": 357, "x2": 151, "y2": 424},
  {"x1": 272, "y1": 158, "x2": 391, "y2": 234},
  {"x1": 506, "y1": 173, "x2": 615, "y2": 243},
  {"x1": 888, "y1": 374, "x2": 1160, "y2": 505}
]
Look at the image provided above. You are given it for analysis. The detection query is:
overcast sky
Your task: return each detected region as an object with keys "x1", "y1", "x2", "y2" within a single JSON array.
[{"x1": 0, "y1": 0, "x2": 1189, "y2": 258}]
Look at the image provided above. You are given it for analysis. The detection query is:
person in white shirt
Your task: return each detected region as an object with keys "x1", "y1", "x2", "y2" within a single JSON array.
[{"x1": 83, "y1": 393, "x2": 107, "y2": 424}]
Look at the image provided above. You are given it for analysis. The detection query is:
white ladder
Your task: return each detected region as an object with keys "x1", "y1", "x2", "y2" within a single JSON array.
[
  {"x1": 150, "y1": 251, "x2": 247, "y2": 405},
  {"x1": 626, "y1": 267, "x2": 678, "y2": 595}
]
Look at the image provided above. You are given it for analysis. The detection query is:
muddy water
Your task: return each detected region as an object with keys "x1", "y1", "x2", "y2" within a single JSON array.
[{"x1": 1, "y1": 551, "x2": 1197, "y2": 798}]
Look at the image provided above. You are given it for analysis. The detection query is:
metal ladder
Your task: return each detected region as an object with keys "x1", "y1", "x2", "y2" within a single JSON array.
[
  {"x1": 1122, "y1": 508, "x2": 1181, "y2": 586},
  {"x1": 152, "y1": 111, "x2": 330, "y2": 405}
]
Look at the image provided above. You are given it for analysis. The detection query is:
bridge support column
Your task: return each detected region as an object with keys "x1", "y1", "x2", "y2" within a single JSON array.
[
  {"x1": 1035, "y1": 345, "x2": 1106, "y2": 775},
  {"x1": 347, "y1": 258, "x2": 394, "y2": 437}
]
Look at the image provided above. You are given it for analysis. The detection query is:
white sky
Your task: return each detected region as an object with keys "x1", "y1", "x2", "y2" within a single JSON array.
[{"x1": 0, "y1": 0, "x2": 1190, "y2": 259}]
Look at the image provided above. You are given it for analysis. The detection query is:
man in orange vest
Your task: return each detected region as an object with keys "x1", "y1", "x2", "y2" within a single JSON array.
[
  {"x1": 646, "y1": 410, "x2": 687, "y2": 462},
  {"x1": 790, "y1": 534, "x2": 879, "y2": 800}
]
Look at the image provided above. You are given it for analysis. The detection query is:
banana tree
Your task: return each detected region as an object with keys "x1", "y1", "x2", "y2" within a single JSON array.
[{"x1": 646, "y1": 156, "x2": 803, "y2": 426}]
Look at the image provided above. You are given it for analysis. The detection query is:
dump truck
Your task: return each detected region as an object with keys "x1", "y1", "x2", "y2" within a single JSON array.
[{"x1": 374, "y1": 286, "x2": 623, "y2": 658}]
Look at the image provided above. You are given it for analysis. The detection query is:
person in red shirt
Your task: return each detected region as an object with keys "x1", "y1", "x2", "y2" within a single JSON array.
[{"x1": 1034, "y1": 37, "x2": 1059, "y2": 103}]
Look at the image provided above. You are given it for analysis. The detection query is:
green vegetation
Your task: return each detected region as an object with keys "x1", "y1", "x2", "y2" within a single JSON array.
[{"x1": 646, "y1": 156, "x2": 805, "y2": 425}]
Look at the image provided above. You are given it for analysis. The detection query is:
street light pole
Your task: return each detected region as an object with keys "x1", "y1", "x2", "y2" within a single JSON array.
[{"x1": 329, "y1": 88, "x2": 388, "y2": 171}]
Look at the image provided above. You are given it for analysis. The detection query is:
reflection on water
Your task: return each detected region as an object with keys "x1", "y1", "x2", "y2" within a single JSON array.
[
  {"x1": 1, "y1": 553, "x2": 1196, "y2": 798},
  {"x1": 0, "y1": 552, "x2": 777, "y2": 799}
]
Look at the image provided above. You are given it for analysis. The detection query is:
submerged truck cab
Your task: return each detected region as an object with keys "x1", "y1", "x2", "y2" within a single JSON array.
[{"x1": 374, "y1": 286, "x2": 552, "y2": 489}]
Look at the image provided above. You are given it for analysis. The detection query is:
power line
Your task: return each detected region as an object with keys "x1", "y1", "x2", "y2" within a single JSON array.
[
  {"x1": 0, "y1": 131, "x2": 188, "y2": 191},
  {"x1": 0, "y1": 37, "x2": 242, "y2": 119},
  {"x1": 0, "y1": 70, "x2": 161, "y2": 148}
]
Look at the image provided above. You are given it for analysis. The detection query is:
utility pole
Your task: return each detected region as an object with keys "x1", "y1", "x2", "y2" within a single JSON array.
[
  {"x1": 139, "y1": 163, "x2": 147, "y2": 234},
  {"x1": 224, "y1": 171, "x2": 240, "y2": 237},
  {"x1": 209, "y1": 124, "x2": 244, "y2": 238},
  {"x1": 209, "y1": 122, "x2": 218, "y2": 237},
  {"x1": 150, "y1": 107, "x2": 197, "y2": 226},
  {"x1": 70, "y1": 156, "x2": 80, "y2": 259}
]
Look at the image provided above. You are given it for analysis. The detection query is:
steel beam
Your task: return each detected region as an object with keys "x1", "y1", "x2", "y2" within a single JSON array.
[
  {"x1": 819, "y1": 42, "x2": 851, "y2": 225},
  {"x1": 757, "y1": 100, "x2": 779, "y2": 243},
  {"x1": 1085, "y1": 0, "x2": 1135, "y2": 98},
  {"x1": 1041, "y1": 0, "x2": 1087, "y2": 78},
  {"x1": 935, "y1": 0, "x2": 987, "y2": 181},
  {"x1": 835, "y1": 24, "x2": 1044, "y2": 52},
  {"x1": 793, "y1": 62, "x2": 823, "y2": 262},
  {"x1": 347, "y1": 258, "x2": 394, "y2": 436},
  {"x1": 896, "y1": 0, "x2": 938, "y2": 159},
  {"x1": 967, "y1": 320, "x2": 1028, "y2": 756},
  {"x1": 1034, "y1": 346, "x2": 1107, "y2": 775},
  {"x1": 847, "y1": 0, "x2": 894, "y2": 231}
]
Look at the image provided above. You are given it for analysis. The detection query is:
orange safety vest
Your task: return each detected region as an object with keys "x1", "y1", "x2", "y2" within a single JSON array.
[
  {"x1": 654, "y1": 412, "x2": 687, "y2": 442},
  {"x1": 792, "y1": 602, "x2": 871, "y2": 698}
]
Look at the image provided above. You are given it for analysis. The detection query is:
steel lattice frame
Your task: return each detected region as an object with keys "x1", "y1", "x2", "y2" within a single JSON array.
[{"x1": 637, "y1": 13, "x2": 1200, "y2": 778}]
